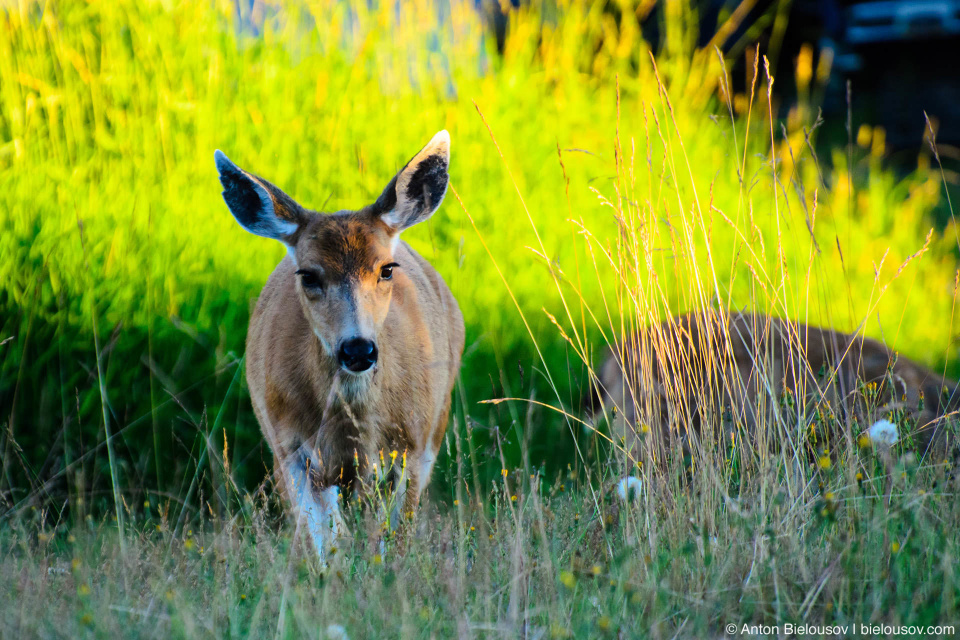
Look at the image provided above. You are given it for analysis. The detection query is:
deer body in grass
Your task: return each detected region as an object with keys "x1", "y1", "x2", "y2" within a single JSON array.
[
  {"x1": 215, "y1": 131, "x2": 464, "y2": 560},
  {"x1": 588, "y1": 312, "x2": 959, "y2": 471}
]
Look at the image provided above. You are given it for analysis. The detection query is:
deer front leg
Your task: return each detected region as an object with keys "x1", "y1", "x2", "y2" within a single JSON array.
[
  {"x1": 282, "y1": 447, "x2": 344, "y2": 564},
  {"x1": 388, "y1": 470, "x2": 409, "y2": 533},
  {"x1": 375, "y1": 453, "x2": 422, "y2": 555},
  {"x1": 398, "y1": 445, "x2": 437, "y2": 526},
  {"x1": 380, "y1": 446, "x2": 434, "y2": 553}
]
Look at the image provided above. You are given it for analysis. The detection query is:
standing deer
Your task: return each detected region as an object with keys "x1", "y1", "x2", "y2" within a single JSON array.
[
  {"x1": 214, "y1": 131, "x2": 464, "y2": 561},
  {"x1": 587, "y1": 311, "x2": 958, "y2": 473}
]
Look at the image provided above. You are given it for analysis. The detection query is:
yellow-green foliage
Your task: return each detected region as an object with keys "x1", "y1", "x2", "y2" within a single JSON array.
[
  {"x1": 2, "y1": 1, "x2": 955, "y2": 360},
  {"x1": 0, "y1": 0, "x2": 957, "y2": 491}
]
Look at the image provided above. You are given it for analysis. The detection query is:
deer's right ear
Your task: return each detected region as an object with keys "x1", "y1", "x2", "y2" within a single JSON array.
[{"x1": 215, "y1": 150, "x2": 306, "y2": 242}]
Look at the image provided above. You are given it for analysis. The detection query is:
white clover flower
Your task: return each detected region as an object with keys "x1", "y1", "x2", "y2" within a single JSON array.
[
  {"x1": 324, "y1": 624, "x2": 350, "y2": 640},
  {"x1": 615, "y1": 476, "x2": 642, "y2": 502},
  {"x1": 867, "y1": 419, "x2": 899, "y2": 446}
]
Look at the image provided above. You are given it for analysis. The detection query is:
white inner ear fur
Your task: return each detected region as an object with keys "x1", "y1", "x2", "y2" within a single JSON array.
[
  {"x1": 248, "y1": 175, "x2": 299, "y2": 239},
  {"x1": 381, "y1": 129, "x2": 450, "y2": 231},
  {"x1": 215, "y1": 150, "x2": 299, "y2": 240}
]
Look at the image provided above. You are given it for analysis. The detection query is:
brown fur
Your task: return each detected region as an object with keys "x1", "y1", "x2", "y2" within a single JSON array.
[
  {"x1": 216, "y1": 131, "x2": 463, "y2": 558},
  {"x1": 246, "y1": 210, "x2": 464, "y2": 495},
  {"x1": 588, "y1": 311, "x2": 959, "y2": 469}
]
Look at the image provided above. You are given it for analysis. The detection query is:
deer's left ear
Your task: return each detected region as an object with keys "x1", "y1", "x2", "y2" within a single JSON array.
[{"x1": 373, "y1": 130, "x2": 450, "y2": 232}]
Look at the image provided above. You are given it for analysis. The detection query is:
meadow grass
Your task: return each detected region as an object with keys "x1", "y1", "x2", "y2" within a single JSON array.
[
  {"x1": 2, "y1": 0, "x2": 960, "y2": 637},
  {"x1": 3, "y1": 431, "x2": 958, "y2": 638}
]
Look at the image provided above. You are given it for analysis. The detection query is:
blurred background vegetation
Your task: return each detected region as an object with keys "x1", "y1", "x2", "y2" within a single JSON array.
[{"x1": 1, "y1": 0, "x2": 958, "y2": 519}]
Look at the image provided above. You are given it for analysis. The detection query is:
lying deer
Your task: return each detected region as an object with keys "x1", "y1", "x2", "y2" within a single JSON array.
[
  {"x1": 215, "y1": 131, "x2": 464, "y2": 560},
  {"x1": 587, "y1": 311, "x2": 958, "y2": 472}
]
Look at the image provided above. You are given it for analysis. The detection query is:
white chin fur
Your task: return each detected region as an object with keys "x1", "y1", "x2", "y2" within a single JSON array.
[{"x1": 335, "y1": 367, "x2": 374, "y2": 400}]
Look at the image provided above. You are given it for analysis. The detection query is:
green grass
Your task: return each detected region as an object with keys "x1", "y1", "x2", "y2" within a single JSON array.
[
  {"x1": 4, "y1": 451, "x2": 958, "y2": 638},
  {"x1": 2, "y1": 0, "x2": 960, "y2": 636}
]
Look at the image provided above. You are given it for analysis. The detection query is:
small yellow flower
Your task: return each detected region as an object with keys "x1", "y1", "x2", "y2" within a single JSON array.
[
  {"x1": 590, "y1": 564, "x2": 602, "y2": 576},
  {"x1": 144, "y1": 501, "x2": 150, "y2": 508},
  {"x1": 639, "y1": 423, "x2": 651, "y2": 435},
  {"x1": 470, "y1": 526, "x2": 475, "y2": 532},
  {"x1": 891, "y1": 541, "x2": 901, "y2": 553},
  {"x1": 80, "y1": 614, "x2": 93, "y2": 626},
  {"x1": 454, "y1": 500, "x2": 459, "y2": 506},
  {"x1": 71, "y1": 558, "x2": 81, "y2": 571},
  {"x1": 825, "y1": 492, "x2": 835, "y2": 501},
  {"x1": 183, "y1": 539, "x2": 194, "y2": 551},
  {"x1": 795, "y1": 42, "x2": 813, "y2": 89},
  {"x1": 372, "y1": 554, "x2": 382, "y2": 565},
  {"x1": 78, "y1": 584, "x2": 91, "y2": 596},
  {"x1": 856, "y1": 472, "x2": 863, "y2": 481},
  {"x1": 857, "y1": 434, "x2": 871, "y2": 449},
  {"x1": 240, "y1": 594, "x2": 246, "y2": 600},
  {"x1": 818, "y1": 456, "x2": 832, "y2": 470},
  {"x1": 559, "y1": 570, "x2": 576, "y2": 589},
  {"x1": 510, "y1": 495, "x2": 517, "y2": 502},
  {"x1": 501, "y1": 469, "x2": 508, "y2": 477},
  {"x1": 598, "y1": 615, "x2": 612, "y2": 631}
]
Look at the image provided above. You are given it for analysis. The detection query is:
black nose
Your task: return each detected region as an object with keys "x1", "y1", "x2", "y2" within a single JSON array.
[{"x1": 337, "y1": 338, "x2": 378, "y2": 372}]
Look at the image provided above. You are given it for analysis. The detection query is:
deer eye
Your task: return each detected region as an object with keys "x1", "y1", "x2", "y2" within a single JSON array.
[
  {"x1": 379, "y1": 263, "x2": 399, "y2": 281},
  {"x1": 296, "y1": 270, "x2": 323, "y2": 291}
]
